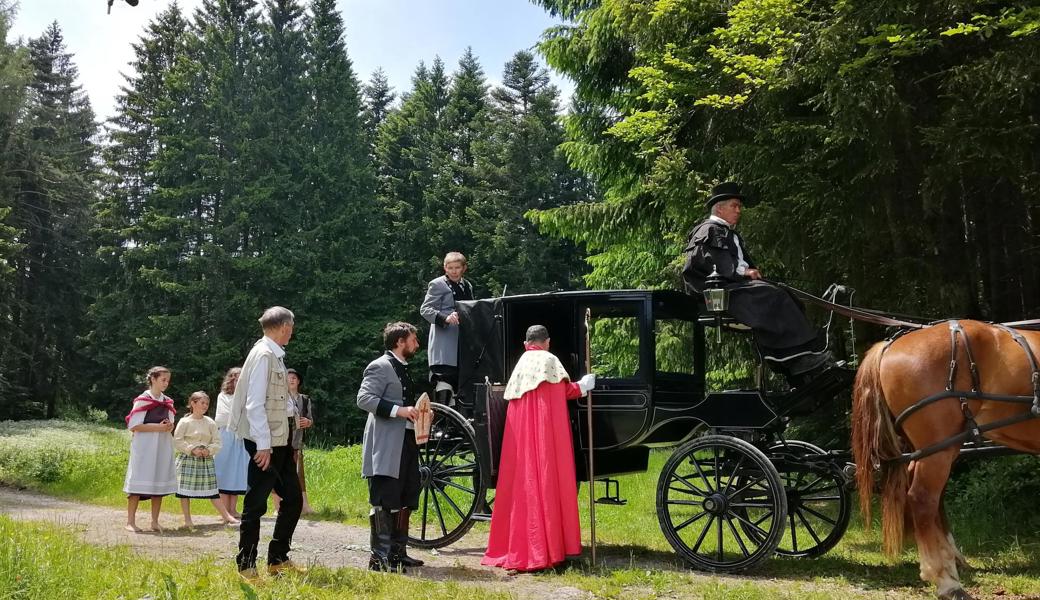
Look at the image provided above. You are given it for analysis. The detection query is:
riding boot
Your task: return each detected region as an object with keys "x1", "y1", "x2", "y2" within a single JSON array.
[
  {"x1": 368, "y1": 508, "x2": 394, "y2": 572},
  {"x1": 390, "y1": 509, "x2": 424, "y2": 568},
  {"x1": 434, "y1": 388, "x2": 453, "y2": 407}
]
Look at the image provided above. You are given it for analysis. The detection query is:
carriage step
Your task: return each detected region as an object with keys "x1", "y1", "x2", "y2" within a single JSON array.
[
  {"x1": 595, "y1": 496, "x2": 627, "y2": 506},
  {"x1": 594, "y1": 478, "x2": 626, "y2": 505}
]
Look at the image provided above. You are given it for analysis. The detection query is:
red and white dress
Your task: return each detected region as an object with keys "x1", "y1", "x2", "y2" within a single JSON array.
[{"x1": 482, "y1": 346, "x2": 583, "y2": 572}]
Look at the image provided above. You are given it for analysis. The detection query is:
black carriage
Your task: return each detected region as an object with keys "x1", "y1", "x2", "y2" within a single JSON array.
[{"x1": 409, "y1": 288, "x2": 857, "y2": 571}]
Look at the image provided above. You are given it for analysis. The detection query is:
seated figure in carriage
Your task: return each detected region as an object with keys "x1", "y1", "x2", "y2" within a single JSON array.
[{"x1": 681, "y1": 181, "x2": 833, "y2": 386}]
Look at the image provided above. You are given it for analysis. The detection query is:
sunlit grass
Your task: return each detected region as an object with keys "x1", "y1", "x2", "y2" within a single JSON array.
[{"x1": 4, "y1": 420, "x2": 1040, "y2": 599}]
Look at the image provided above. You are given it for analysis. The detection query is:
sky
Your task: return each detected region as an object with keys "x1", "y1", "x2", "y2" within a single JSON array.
[{"x1": 8, "y1": 0, "x2": 573, "y2": 122}]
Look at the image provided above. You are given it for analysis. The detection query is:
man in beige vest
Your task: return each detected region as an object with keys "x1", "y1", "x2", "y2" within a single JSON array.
[{"x1": 228, "y1": 306, "x2": 305, "y2": 580}]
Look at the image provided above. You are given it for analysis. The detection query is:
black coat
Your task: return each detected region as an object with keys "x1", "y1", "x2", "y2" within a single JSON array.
[{"x1": 681, "y1": 218, "x2": 755, "y2": 294}]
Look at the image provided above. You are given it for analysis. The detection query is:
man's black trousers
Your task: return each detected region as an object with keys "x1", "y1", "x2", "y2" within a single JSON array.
[{"x1": 237, "y1": 440, "x2": 302, "y2": 571}]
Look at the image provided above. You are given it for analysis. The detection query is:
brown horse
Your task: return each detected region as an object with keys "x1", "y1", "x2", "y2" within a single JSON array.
[{"x1": 852, "y1": 319, "x2": 1040, "y2": 600}]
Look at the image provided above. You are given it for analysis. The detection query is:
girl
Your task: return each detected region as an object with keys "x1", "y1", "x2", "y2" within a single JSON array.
[
  {"x1": 213, "y1": 367, "x2": 248, "y2": 518},
  {"x1": 123, "y1": 366, "x2": 178, "y2": 533},
  {"x1": 174, "y1": 391, "x2": 239, "y2": 528}
]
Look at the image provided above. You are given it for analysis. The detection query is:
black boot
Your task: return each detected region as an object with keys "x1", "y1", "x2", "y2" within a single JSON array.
[
  {"x1": 390, "y1": 509, "x2": 424, "y2": 568},
  {"x1": 368, "y1": 508, "x2": 394, "y2": 572},
  {"x1": 434, "y1": 388, "x2": 453, "y2": 407}
]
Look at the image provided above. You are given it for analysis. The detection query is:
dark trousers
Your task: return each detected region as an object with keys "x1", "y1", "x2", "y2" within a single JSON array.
[
  {"x1": 725, "y1": 280, "x2": 820, "y2": 357},
  {"x1": 236, "y1": 440, "x2": 302, "y2": 570},
  {"x1": 367, "y1": 434, "x2": 421, "y2": 510}
]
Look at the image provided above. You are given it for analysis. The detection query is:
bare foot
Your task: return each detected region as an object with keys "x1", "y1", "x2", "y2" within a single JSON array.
[
  {"x1": 230, "y1": 512, "x2": 242, "y2": 519},
  {"x1": 182, "y1": 521, "x2": 194, "y2": 530},
  {"x1": 301, "y1": 504, "x2": 315, "y2": 515},
  {"x1": 223, "y1": 517, "x2": 241, "y2": 526},
  {"x1": 124, "y1": 523, "x2": 142, "y2": 533},
  {"x1": 149, "y1": 522, "x2": 164, "y2": 533}
]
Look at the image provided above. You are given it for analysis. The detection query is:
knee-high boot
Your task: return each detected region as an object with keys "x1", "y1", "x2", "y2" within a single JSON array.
[
  {"x1": 434, "y1": 388, "x2": 453, "y2": 406},
  {"x1": 368, "y1": 508, "x2": 394, "y2": 572},
  {"x1": 390, "y1": 509, "x2": 424, "y2": 568}
]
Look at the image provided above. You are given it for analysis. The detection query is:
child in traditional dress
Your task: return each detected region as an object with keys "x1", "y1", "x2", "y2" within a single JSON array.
[
  {"x1": 214, "y1": 367, "x2": 248, "y2": 518},
  {"x1": 124, "y1": 366, "x2": 178, "y2": 533},
  {"x1": 174, "y1": 391, "x2": 239, "y2": 529}
]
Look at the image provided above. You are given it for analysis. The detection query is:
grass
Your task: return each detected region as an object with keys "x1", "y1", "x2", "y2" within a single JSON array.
[
  {"x1": 3, "y1": 420, "x2": 1040, "y2": 599},
  {"x1": 0, "y1": 515, "x2": 508, "y2": 600}
]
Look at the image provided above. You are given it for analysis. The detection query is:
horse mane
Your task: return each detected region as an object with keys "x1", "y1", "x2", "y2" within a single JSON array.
[{"x1": 852, "y1": 340, "x2": 909, "y2": 557}]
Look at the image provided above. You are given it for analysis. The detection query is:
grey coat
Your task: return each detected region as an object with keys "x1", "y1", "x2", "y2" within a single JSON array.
[
  {"x1": 289, "y1": 393, "x2": 312, "y2": 450},
  {"x1": 420, "y1": 276, "x2": 471, "y2": 367},
  {"x1": 357, "y1": 353, "x2": 408, "y2": 478}
]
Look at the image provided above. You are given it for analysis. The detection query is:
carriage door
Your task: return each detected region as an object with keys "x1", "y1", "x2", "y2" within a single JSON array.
[{"x1": 574, "y1": 300, "x2": 651, "y2": 452}]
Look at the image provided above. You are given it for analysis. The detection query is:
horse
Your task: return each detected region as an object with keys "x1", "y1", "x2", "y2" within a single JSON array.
[{"x1": 852, "y1": 319, "x2": 1040, "y2": 600}]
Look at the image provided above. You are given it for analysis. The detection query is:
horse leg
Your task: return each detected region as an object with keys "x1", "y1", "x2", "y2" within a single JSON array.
[
  {"x1": 906, "y1": 449, "x2": 973, "y2": 600},
  {"x1": 939, "y1": 499, "x2": 970, "y2": 571}
]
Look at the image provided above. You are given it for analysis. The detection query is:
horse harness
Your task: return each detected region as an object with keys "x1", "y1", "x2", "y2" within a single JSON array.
[{"x1": 881, "y1": 320, "x2": 1040, "y2": 463}]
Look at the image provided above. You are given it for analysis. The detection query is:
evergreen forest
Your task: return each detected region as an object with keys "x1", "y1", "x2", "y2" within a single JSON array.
[{"x1": 1, "y1": 0, "x2": 1038, "y2": 443}]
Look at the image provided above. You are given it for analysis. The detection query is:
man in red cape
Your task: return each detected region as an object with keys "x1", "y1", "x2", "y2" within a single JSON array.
[{"x1": 482, "y1": 325, "x2": 596, "y2": 572}]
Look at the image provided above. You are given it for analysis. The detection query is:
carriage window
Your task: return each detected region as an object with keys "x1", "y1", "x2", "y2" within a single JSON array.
[
  {"x1": 656, "y1": 319, "x2": 696, "y2": 376},
  {"x1": 587, "y1": 307, "x2": 640, "y2": 379}
]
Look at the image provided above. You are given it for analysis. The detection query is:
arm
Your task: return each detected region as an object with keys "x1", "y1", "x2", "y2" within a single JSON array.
[
  {"x1": 207, "y1": 419, "x2": 221, "y2": 456},
  {"x1": 357, "y1": 361, "x2": 398, "y2": 419},
  {"x1": 419, "y1": 280, "x2": 452, "y2": 328},
  {"x1": 564, "y1": 381, "x2": 583, "y2": 400},
  {"x1": 173, "y1": 419, "x2": 192, "y2": 454},
  {"x1": 245, "y1": 355, "x2": 272, "y2": 450}
]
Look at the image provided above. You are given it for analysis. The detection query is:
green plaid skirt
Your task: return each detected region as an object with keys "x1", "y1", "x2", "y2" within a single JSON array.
[{"x1": 175, "y1": 454, "x2": 218, "y2": 498}]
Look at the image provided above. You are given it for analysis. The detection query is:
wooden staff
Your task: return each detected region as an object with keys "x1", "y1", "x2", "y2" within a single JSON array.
[{"x1": 583, "y1": 308, "x2": 596, "y2": 567}]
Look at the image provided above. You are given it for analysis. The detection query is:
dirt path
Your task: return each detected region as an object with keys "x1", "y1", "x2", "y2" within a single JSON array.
[
  {"x1": 1, "y1": 486, "x2": 951, "y2": 600},
  {"x1": 0, "y1": 486, "x2": 591, "y2": 599}
]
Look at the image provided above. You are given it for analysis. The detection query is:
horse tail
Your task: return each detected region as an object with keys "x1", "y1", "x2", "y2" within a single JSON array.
[{"x1": 852, "y1": 340, "x2": 908, "y2": 557}]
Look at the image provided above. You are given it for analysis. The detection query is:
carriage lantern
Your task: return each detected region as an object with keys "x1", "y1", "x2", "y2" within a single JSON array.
[
  {"x1": 703, "y1": 268, "x2": 729, "y2": 313},
  {"x1": 703, "y1": 268, "x2": 729, "y2": 342}
]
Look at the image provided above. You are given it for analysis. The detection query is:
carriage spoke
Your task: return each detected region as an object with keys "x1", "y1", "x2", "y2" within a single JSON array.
[
  {"x1": 690, "y1": 514, "x2": 716, "y2": 554},
  {"x1": 789, "y1": 512, "x2": 798, "y2": 552},
  {"x1": 420, "y1": 486, "x2": 431, "y2": 540},
  {"x1": 669, "y1": 483, "x2": 709, "y2": 497},
  {"x1": 672, "y1": 471, "x2": 710, "y2": 496},
  {"x1": 799, "y1": 504, "x2": 838, "y2": 526},
  {"x1": 731, "y1": 510, "x2": 771, "y2": 539},
  {"x1": 434, "y1": 477, "x2": 477, "y2": 497},
  {"x1": 430, "y1": 483, "x2": 449, "y2": 537},
  {"x1": 689, "y1": 456, "x2": 716, "y2": 494},
  {"x1": 667, "y1": 499, "x2": 708, "y2": 507},
  {"x1": 795, "y1": 509, "x2": 824, "y2": 545},
  {"x1": 431, "y1": 482, "x2": 469, "y2": 520},
  {"x1": 724, "y1": 514, "x2": 752, "y2": 557},
  {"x1": 672, "y1": 509, "x2": 710, "y2": 532},
  {"x1": 435, "y1": 462, "x2": 479, "y2": 477},
  {"x1": 715, "y1": 514, "x2": 724, "y2": 562},
  {"x1": 722, "y1": 455, "x2": 746, "y2": 496}
]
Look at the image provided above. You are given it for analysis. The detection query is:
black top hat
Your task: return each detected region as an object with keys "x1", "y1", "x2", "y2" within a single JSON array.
[{"x1": 706, "y1": 181, "x2": 746, "y2": 208}]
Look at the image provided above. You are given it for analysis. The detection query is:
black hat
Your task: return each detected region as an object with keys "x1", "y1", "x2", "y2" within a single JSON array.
[
  {"x1": 706, "y1": 181, "x2": 746, "y2": 208},
  {"x1": 286, "y1": 368, "x2": 302, "y2": 382}
]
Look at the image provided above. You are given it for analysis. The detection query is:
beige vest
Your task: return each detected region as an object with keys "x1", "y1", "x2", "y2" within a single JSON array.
[{"x1": 228, "y1": 338, "x2": 291, "y2": 447}]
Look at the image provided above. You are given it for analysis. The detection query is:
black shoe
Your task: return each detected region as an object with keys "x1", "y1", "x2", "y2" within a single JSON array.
[
  {"x1": 369, "y1": 509, "x2": 395, "y2": 572},
  {"x1": 390, "y1": 509, "x2": 424, "y2": 568},
  {"x1": 786, "y1": 353, "x2": 832, "y2": 388}
]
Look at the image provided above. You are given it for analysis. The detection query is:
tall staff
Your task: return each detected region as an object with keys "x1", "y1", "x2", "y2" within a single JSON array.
[{"x1": 583, "y1": 309, "x2": 596, "y2": 566}]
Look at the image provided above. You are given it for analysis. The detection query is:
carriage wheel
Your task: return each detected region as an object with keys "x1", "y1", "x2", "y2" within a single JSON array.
[
  {"x1": 409, "y1": 403, "x2": 485, "y2": 549},
  {"x1": 743, "y1": 440, "x2": 851, "y2": 559},
  {"x1": 656, "y1": 435, "x2": 788, "y2": 572}
]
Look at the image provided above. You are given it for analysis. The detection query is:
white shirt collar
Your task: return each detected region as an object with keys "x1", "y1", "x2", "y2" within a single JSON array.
[
  {"x1": 389, "y1": 350, "x2": 408, "y2": 365},
  {"x1": 709, "y1": 215, "x2": 734, "y2": 228},
  {"x1": 262, "y1": 336, "x2": 286, "y2": 358}
]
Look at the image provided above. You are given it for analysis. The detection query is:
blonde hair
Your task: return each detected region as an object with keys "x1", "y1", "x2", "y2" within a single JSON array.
[
  {"x1": 145, "y1": 366, "x2": 170, "y2": 384},
  {"x1": 187, "y1": 391, "x2": 210, "y2": 410},
  {"x1": 220, "y1": 367, "x2": 242, "y2": 394},
  {"x1": 443, "y1": 251, "x2": 467, "y2": 267}
]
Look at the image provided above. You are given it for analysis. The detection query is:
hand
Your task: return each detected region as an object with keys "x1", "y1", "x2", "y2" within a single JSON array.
[
  {"x1": 191, "y1": 447, "x2": 204, "y2": 458},
  {"x1": 254, "y1": 449, "x2": 272, "y2": 471},
  {"x1": 297, "y1": 416, "x2": 312, "y2": 429},
  {"x1": 745, "y1": 268, "x2": 762, "y2": 280},
  {"x1": 445, "y1": 311, "x2": 460, "y2": 326},
  {"x1": 160, "y1": 420, "x2": 173, "y2": 432},
  {"x1": 578, "y1": 373, "x2": 597, "y2": 394},
  {"x1": 396, "y1": 406, "x2": 417, "y2": 422}
]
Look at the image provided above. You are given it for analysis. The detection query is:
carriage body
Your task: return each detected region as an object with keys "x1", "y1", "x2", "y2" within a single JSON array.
[{"x1": 411, "y1": 288, "x2": 855, "y2": 571}]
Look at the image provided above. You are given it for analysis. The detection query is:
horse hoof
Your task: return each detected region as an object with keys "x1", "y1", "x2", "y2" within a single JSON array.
[{"x1": 938, "y1": 588, "x2": 974, "y2": 600}]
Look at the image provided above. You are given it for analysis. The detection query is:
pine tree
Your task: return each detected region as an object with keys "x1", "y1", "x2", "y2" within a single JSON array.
[
  {"x1": 0, "y1": 1, "x2": 29, "y2": 406},
  {"x1": 4, "y1": 22, "x2": 98, "y2": 418},
  {"x1": 362, "y1": 67, "x2": 394, "y2": 139},
  {"x1": 471, "y1": 50, "x2": 589, "y2": 294}
]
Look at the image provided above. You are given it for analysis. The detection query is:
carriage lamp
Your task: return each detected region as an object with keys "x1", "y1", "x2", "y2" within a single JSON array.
[
  {"x1": 703, "y1": 268, "x2": 729, "y2": 313},
  {"x1": 703, "y1": 268, "x2": 728, "y2": 342}
]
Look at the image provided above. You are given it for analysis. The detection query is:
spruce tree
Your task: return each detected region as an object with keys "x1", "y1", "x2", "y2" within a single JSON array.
[{"x1": 4, "y1": 22, "x2": 98, "y2": 418}]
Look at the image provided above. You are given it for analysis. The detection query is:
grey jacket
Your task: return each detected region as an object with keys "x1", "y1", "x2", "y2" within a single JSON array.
[
  {"x1": 357, "y1": 353, "x2": 410, "y2": 478},
  {"x1": 289, "y1": 393, "x2": 312, "y2": 450},
  {"x1": 420, "y1": 276, "x2": 472, "y2": 367}
]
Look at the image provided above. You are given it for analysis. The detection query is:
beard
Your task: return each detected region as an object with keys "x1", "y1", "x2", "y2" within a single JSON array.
[{"x1": 401, "y1": 345, "x2": 418, "y2": 361}]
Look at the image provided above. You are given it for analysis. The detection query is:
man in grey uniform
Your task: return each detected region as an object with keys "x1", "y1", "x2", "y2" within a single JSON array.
[
  {"x1": 357, "y1": 322, "x2": 424, "y2": 572},
  {"x1": 420, "y1": 251, "x2": 473, "y2": 404}
]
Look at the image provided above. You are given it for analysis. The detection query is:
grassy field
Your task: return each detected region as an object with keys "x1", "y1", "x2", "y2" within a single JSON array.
[{"x1": 2, "y1": 420, "x2": 1040, "y2": 599}]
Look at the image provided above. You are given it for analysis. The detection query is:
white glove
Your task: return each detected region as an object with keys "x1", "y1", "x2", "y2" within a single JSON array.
[{"x1": 578, "y1": 373, "x2": 597, "y2": 394}]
